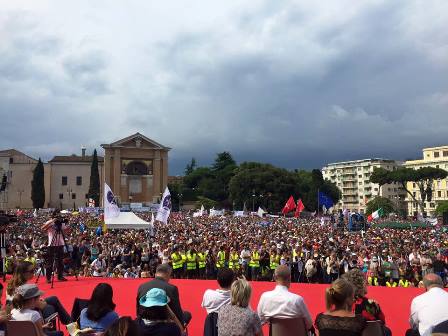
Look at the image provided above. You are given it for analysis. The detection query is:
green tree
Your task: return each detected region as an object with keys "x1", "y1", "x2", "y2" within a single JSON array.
[
  {"x1": 196, "y1": 196, "x2": 217, "y2": 209},
  {"x1": 435, "y1": 201, "x2": 448, "y2": 215},
  {"x1": 31, "y1": 158, "x2": 45, "y2": 209},
  {"x1": 184, "y1": 157, "x2": 197, "y2": 176},
  {"x1": 366, "y1": 196, "x2": 395, "y2": 215},
  {"x1": 371, "y1": 167, "x2": 447, "y2": 214},
  {"x1": 229, "y1": 162, "x2": 303, "y2": 212},
  {"x1": 87, "y1": 149, "x2": 100, "y2": 206}
]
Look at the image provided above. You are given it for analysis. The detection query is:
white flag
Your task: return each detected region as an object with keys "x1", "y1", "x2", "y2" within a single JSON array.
[
  {"x1": 257, "y1": 207, "x2": 266, "y2": 218},
  {"x1": 148, "y1": 212, "x2": 155, "y2": 236},
  {"x1": 104, "y1": 183, "x2": 120, "y2": 220},
  {"x1": 200, "y1": 205, "x2": 205, "y2": 214},
  {"x1": 33, "y1": 209, "x2": 38, "y2": 218},
  {"x1": 322, "y1": 205, "x2": 327, "y2": 214},
  {"x1": 156, "y1": 187, "x2": 171, "y2": 224}
]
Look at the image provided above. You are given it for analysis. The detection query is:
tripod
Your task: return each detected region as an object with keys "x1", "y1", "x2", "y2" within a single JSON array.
[{"x1": 36, "y1": 225, "x2": 78, "y2": 288}]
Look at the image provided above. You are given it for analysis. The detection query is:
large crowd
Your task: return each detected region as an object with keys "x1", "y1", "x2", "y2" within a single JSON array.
[
  {"x1": 1, "y1": 209, "x2": 447, "y2": 288},
  {"x1": 0, "y1": 208, "x2": 448, "y2": 336}
]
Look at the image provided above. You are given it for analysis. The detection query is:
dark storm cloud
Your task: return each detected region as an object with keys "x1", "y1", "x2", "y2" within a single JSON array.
[{"x1": 1, "y1": 1, "x2": 447, "y2": 174}]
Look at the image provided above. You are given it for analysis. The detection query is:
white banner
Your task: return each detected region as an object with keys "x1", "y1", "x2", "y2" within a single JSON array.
[
  {"x1": 156, "y1": 187, "x2": 171, "y2": 224},
  {"x1": 104, "y1": 183, "x2": 120, "y2": 220}
]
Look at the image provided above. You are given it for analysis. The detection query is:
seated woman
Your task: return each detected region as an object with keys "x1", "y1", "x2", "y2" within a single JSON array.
[
  {"x1": 80, "y1": 283, "x2": 119, "y2": 332},
  {"x1": 137, "y1": 288, "x2": 181, "y2": 336},
  {"x1": 217, "y1": 277, "x2": 262, "y2": 336},
  {"x1": 6, "y1": 261, "x2": 72, "y2": 326},
  {"x1": 11, "y1": 284, "x2": 62, "y2": 336},
  {"x1": 104, "y1": 316, "x2": 140, "y2": 336},
  {"x1": 315, "y1": 278, "x2": 369, "y2": 336}
]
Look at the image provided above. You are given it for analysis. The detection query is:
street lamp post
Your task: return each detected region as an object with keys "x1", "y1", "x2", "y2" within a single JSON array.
[{"x1": 252, "y1": 192, "x2": 256, "y2": 212}]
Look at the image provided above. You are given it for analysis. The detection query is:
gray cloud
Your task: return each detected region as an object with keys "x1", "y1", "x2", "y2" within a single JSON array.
[{"x1": 0, "y1": 1, "x2": 447, "y2": 174}]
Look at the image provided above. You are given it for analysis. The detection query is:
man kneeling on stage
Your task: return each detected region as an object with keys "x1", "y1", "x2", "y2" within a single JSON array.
[{"x1": 41, "y1": 211, "x2": 69, "y2": 283}]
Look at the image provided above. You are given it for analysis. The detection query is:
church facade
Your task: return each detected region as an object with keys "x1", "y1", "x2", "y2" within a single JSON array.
[{"x1": 101, "y1": 133, "x2": 170, "y2": 205}]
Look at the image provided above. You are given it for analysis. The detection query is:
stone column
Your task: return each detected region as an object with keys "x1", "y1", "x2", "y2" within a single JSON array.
[{"x1": 113, "y1": 148, "x2": 121, "y2": 201}]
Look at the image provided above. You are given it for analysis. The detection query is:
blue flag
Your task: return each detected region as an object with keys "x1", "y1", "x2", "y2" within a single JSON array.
[{"x1": 318, "y1": 192, "x2": 334, "y2": 209}]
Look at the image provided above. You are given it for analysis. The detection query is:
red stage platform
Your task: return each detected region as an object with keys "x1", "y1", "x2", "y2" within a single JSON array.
[{"x1": 3, "y1": 277, "x2": 423, "y2": 335}]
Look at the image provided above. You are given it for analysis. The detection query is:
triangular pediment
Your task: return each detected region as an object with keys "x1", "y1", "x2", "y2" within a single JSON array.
[{"x1": 105, "y1": 133, "x2": 170, "y2": 150}]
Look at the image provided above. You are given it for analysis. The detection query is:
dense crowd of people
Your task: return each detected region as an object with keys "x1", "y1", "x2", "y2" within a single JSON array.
[{"x1": 1, "y1": 209, "x2": 447, "y2": 288}]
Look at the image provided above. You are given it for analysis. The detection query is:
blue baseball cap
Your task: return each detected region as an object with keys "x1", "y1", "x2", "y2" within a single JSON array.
[{"x1": 139, "y1": 288, "x2": 170, "y2": 308}]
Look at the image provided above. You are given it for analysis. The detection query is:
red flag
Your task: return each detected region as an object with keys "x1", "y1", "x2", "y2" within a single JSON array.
[
  {"x1": 282, "y1": 196, "x2": 296, "y2": 215},
  {"x1": 294, "y1": 199, "x2": 305, "y2": 217}
]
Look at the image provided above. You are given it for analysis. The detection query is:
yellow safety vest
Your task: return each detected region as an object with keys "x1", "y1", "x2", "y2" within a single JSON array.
[
  {"x1": 171, "y1": 253, "x2": 183, "y2": 270},
  {"x1": 386, "y1": 281, "x2": 397, "y2": 287},
  {"x1": 180, "y1": 253, "x2": 187, "y2": 267},
  {"x1": 228, "y1": 252, "x2": 240, "y2": 269},
  {"x1": 198, "y1": 252, "x2": 206, "y2": 269},
  {"x1": 270, "y1": 254, "x2": 280, "y2": 270},
  {"x1": 186, "y1": 253, "x2": 197, "y2": 270},
  {"x1": 216, "y1": 251, "x2": 226, "y2": 268},
  {"x1": 249, "y1": 251, "x2": 260, "y2": 268},
  {"x1": 368, "y1": 276, "x2": 378, "y2": 286},
  {"x1": 399, "y1": 279, "x2": 410, "y2": 288}
]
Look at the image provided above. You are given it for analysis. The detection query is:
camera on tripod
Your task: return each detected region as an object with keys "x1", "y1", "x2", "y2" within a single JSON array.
[{"x1": 53, "y1": 216, "x2": 68, "y2": 232}]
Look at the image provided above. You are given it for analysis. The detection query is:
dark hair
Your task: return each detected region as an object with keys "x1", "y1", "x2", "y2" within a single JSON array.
[
  {"x1": 325, "y1": 278, "x2": 354, "y2": 311},
  {"x1": 217, "y1": 268, "x2": 234, "y2": 289},
  {"x1": 86, "y1": 283, "x2": 116, "y2": 321},
  {"x1": 155, "y1": 263, "x2": 172, "y2": 275},
  {"x1": 12, "y1": 293, "x2": 37, "y2": 309},
  {"x1": 104, "y1": 317, "x2": 140, "y2": 336},
  {"x1": 140, "y1": 306, "x2": 170, "y2": 321},
  {"x1": 7, "y1": 261, "x2": 33, "y2": 296}
]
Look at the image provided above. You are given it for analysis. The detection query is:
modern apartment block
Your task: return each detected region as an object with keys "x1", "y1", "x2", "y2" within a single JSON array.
[
  {"x1": 322, "y1": 159, "x2": 406, "y2": 213},
  {"x1": 403, "y1": 145, "x2": 448, "y2": 217}
]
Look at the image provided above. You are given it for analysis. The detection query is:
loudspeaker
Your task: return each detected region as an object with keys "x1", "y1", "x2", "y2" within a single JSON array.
[{"x1": 443, "y1": 212, "x2": 448, "y2": 226}]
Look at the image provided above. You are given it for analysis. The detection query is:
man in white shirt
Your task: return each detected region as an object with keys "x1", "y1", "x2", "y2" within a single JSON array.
[
  {"x1": 409, "y1": 273, "x2": 448, "y2": 336},
  {"x1": 257, "y1": 265, "x2": 313, "y2": 330},
  {"x1": 90, "y1": 254, "x2": 107, "y2": 277},
  {"x1": 201, "y1": 268, "x2": 234, "y2": 314}
]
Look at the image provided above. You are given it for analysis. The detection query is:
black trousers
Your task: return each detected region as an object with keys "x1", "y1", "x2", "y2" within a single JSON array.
[{"x1": 46, "y1": 246, "x2": 64, "y2": 280}]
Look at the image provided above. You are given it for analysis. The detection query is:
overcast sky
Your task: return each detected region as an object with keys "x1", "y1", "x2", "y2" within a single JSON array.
[{"x1": 1, "y1": 1, "x2": 447, "y2": 175}]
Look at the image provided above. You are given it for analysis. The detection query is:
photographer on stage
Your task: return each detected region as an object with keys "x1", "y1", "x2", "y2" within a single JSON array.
[{"x1": 41, "y1": 211, "x2": 68, "y2": 283}]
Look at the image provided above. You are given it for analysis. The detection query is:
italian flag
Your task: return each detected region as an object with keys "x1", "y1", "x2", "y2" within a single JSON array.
[{"x1": 367, "y1": 208, "x2": 384, "y2": 222}]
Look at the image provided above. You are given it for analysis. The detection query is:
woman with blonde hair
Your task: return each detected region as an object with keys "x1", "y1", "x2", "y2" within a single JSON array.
[
  {"x1": 217, "y1": 277, "x2": 262, "y2": 336},
  {"x1": 315, "y1": 278, "x2": 368, "y2": 336}
]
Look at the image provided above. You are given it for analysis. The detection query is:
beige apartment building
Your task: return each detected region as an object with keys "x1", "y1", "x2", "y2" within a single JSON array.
[
  {"x1": 403, "y1": 145, "x2": 448, "y2": 217},
  {"x1": 322, "y1": 159, "x2": 406, "y2": 213},
  {"x1": 0, "y1": 133, "x2": 169, "y2": 209}
]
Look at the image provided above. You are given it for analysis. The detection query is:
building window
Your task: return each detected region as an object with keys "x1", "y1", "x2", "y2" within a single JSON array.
[
  {"x1": 76, "y1": 176, "x2": 82, "y2": 186},
  {"x1": 434, "y1": 152, "x2": 440, "y2": 158},
  {"x1": 443, "y1": 151, "x2": 448, "y2": 157},
  {"x1": 62, "y1": 176, "x2": 67, "y2": 185},
  {"x1": 438, "y1": 191, "x2": 442, "y2": 198},
  {"x1": 374, "y1": 188, "x2": 378, "y2": 191},
  {"x1": 358, "y1": 175, "x2": 362, "y2": 178},
  {"x1": 9, "y1": 158, "x2": 13, "y2": 164},
  {"x1": 413, "y1": 183, "x2": 416, "y2": 188},
  {"x1": 430, "y1": 202, "x2": 435, "y2": 208},
  {"x1": 59, "y1": 193, "x2": 63, "y2": 199},
  {"x1": 72, "y1": 193, "x2": 76, "y2": 200}
]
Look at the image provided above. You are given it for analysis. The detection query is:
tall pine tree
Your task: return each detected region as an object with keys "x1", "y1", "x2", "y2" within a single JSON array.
[
  {"x1": 88, "y1": 149, "x2": 100, "y2": 206},
  {"x1": 31, "y1": 158, "x2": 45, "y2": 209}
]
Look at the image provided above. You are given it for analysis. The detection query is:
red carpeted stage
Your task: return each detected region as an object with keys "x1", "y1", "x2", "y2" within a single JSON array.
[{"x1": 3, "y1": 277, "x2": 422, "y2": 335}]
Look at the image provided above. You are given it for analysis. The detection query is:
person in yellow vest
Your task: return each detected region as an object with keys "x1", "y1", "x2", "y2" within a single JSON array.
[
  {"x1": 249, "y1": 245, "x2": 260, "y2": 281},
  {"x1": 216, "y1": 246, "x2": 226, "y2": 271},
  {"x1": 197, "y1": 249, "x2": 207, "y2": 279},
  {"x1": 170, "y1": 246, "x2": 183, "y2": 279},
  {"x1": 186, "y1": 248, "x2": 198, "y2": 279},
  {"x1": 367, "y1": 275, "x2": 379, "y2": 286},
  {"x1": 24, "y1": 250, "x2": 37, "y2": 267},
  {"x1": 180, "y1": 247, "x2": 187, "y2": 279},
  {"x1": 385, "y1": 278, "x2": 397, "y2": 287},
  {"x1": 398, "y1": 276, "x2": 410, "y2": 287},
  {"x1": 269, "y1": 248, "x2": 280, "y2": 278},
  {"x1": 228, "y1": 247, "x2": 240, "y2": 275}
]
